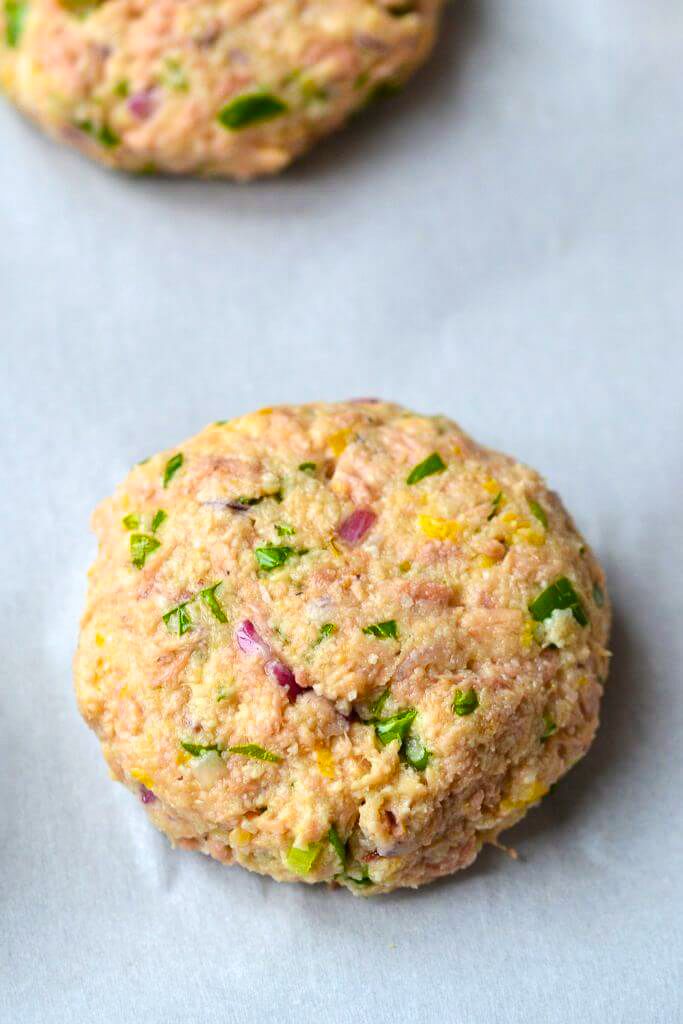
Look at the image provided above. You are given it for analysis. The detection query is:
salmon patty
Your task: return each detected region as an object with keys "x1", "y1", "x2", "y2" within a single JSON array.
[
  {"x1": 0, "y1": 0, "x2": 443, "y2": 178},
  {"x1": 74, "y1": 400, "x2": 610, "y2": 894}
]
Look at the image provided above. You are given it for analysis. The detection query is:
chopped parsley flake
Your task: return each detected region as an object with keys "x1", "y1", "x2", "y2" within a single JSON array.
[
  {"x1": 122, "y1": 513, "x2": 140, "y2": 531},
  {"x1": 151, "y1": 509, "x2": 167, "y2": 533},
  {"x1": 227, "y1": 744, "x2": 281, "y2": 763},
  {"x1": 375, "y1": 708, "x2": 417, "y2": 747},
  {"x1": 362, "y1": 619, "x2": 398, "y2": 640},
  {"x1": 369, "y1": 689, "x2": 391, "y2": 718},
  {"x1": 163, "y1": 452, "x2": 183, "y2": 487},
  {"x1": 5, "y1": 1, "x2": 27, "y2": 47},
  {"x1": 199, "y1": 582, "x2": 227, "y2": 623},
  {"x1": 406, "y1": 452, "x2": 446, "y2": 485},
  {"x1": 541, "y1": 715, "x2": 557, "y2": 741},
  {"x1": 163, "y1": 601, "x2": 192, "y2": 636},
  {"x1": 529, "y1": 577, "x2": 588, "y2": 627},
  {"x1": 528, "y1": 499, "x2": 548, "y2": 528},
  {"x1": 254, "y1": 545, "x2": 296, "y2": 572},
  {"x1": 298, "y1": 462, "x2": 316, "y2": 473},
  {"x1": 75, "y1": 119, "x2": 119, "y2": 148},
  {"x1": 592, "y1": 582, "x2": 605, "y2": 608},
  {"x1": 402, "y1": 734, "x2": 429, "y2": 771},
  {"x1": 487, "y1": 491, "x2": 504, "y2": 520},
  {"x1": 181, "y1": 741, "x2": 222, "y2": 757},
  {"x1": 315, "y1": 623, "x2": 336, "y2": 645},
  {"x1": 453, "y1": 687, "x2": 479, "y2": 716},
  {"x1": 287, "y1": 842, "x2": 322, "y2": 876},
  {"x1": 328, "y1": 826, "x2": 347, "y2": 871},
  {"x1": 275, "y1": 523, "x2": 295, "y2": 537},
  {"x1": 130, "y1": 533, "x2": 160, "y2": 569},
  {"x1": 218, "y1": 92, "x2": 287, "y2": 131}
]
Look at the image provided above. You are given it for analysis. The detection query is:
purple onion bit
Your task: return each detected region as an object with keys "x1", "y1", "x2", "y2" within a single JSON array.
[
  {"x1": 235, "y1": 620, "x2": 270, "y2": 658},
  {"x1": 337, "y1": 508, "x2": 376, "y2": 545},
  {"x1": 127, "y1": 88, "x2": 158, "y2": 121},
  {"x1": 266, "y1": 659, "x2": 304, "y2": 703},
  {"x1": 139, "y1": 785, "x2": 156, "y2": 805}
]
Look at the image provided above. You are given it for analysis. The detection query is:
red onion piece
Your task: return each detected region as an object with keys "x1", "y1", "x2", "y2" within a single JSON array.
[
  {"x1": 266, "y1": 658, "x2": 304, "y2": 702},
  {"x1": 337, "y1": 508, "x2": 376, "y2": 545},
  {"x1": 235, "y1": 620, "x2": 270, "y2": 658},
  {"x1": 127, "y1": 88, "x2": 158, "y2": 121},
  {"x1": 139, "y1": 785, "x2": 156, "y2": 804}
]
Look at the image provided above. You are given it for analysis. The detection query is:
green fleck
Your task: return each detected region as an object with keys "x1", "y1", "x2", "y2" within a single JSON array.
[
  {"x1": 162, "y1": 57, "x2": 189, "y2": 91},
  {"x1": 5, "y1": 1, "x2": 27, "y2": 47},
  {"x1": 300, "y1": 78, "x2": 328, "y2": 103},
  {"x1": 181, "y1": 740, "x2": 222, "y2": 757},
  {"x1": 254, "y1": 544, "x2": 296, "y2": 572},
  {"x1": 403, "y1": 734, "x2": 429, "y2": 771},
  {"x1": 237, "y1": 489, "x2": 282, "y2": 506},
  {"x1": 227, "y1": 744, "x2": 281, "y2": 763},
  {"x1": 541, "y1": 715, "x2": 557, "y2": 742},
  {"x1": 199, "y1": 582, "x2": 227, "y2": 623},
  {"x1": 453, "y1": 687, "x2": 479, "y2": 716},
  {"x1": 362, "y1": 619, "x2": 398, "y2": 640},
  {"x1": 151, "y1": 509, "x2": 167, "y2": 533},
  {"x1": 529, "y1": 576, "x2": 588, "y2": 627},
  {"x1": 163, "y1": 601, "x2": 192, "y2": 636},
  {"x1": 487, "y1": 491, "x2": 503, "y2": 520},
  {"x1": 592, "y1": 582, "x2": 605, "y2": 608},
  {"x1": 113, "y1": 79, "x2": 129, "y2": 98},
  {"x1": 214, "y1": 420, "x2": 228, "y2": 426},
  {"x1": 313, "y1": 622, "x2": 336, "y2": 647},
  {"x1": 163, "y1": 452, "x2": 183, "y2": 487},
  {"x1": 346, "y1": 866, "x2": 374, "y2": 887},
  {"x1": 122, "y1": 513, "x2": 140, "y2": 531},
  {"x1": 327, "y1": 826, "x2": 347, "y2": 870},
  {"x1": 369, "y1": 689, "x2": 391, "y2": 718},
  {"x1": 218, "y1": 92, "x2": 287, "y2": 131},
  {"x1": 275, "y1": 523, "x2": 296, "y2": 537},
  {"x1": 298, "y1": 462, "x2": 316, "y2": 473},
  {"x1": 130, "y1": 533, "x2": 160, "y2": 569},
  {"x1": 406, "y1": 452, "x2": 446, "y2": 485},
  {"x1": 375, "y1": 708, "x2": 417, "y2": 747},
  {"x1": 216, "y1": 688, "x2": 233, "y2": 703},
  {"x1": 287, "y1": 842, "x2": 322, "y2": 876},
  {"x1": 528, "y1": 499, "x2": 548, "y2": 528},
  {"x1": 75, "y1": 117, "x2": 118, "y2": 147}
]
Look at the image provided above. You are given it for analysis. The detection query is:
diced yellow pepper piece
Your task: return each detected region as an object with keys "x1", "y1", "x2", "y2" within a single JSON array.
[
  {"x1": 231, "y1": 827, "x2": 253, "y2": 847},
  {"x1": 483, "y1": 478, "x2": 501, "y2": 495},
  {"x1": 520, "y1": 619, "x2": 536, "y2": 649},
  {"x1": 131, "y1": 768, "x2": 154, "y2": 788},
  {"x1": 315, "y1": 748, "x2": 335, "y2": 779},
  {"x1": 418, "y1": 514, "x2": 462, "y2": 542},
  {"x1": 327, "y1": 429, "x2": 352, "y2": 456}
]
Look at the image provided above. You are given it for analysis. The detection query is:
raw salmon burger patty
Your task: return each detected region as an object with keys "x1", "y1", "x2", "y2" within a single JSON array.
[
  {"x1": 74, "y1": 401, "x2": 610, "y2": 894},
  {"x1": 0, "y1": 0, "x2": 444, "y2": 178}
]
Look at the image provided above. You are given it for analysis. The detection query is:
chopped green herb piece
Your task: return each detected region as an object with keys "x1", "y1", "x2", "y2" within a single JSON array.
[
  {"x1": 528, "y1": 499, "x2": 548, "y2": 528},
  {"x1": 254, "y1": 545, "x2": 297, "y2": 572},
  {"x1": 403, "y1": 734, "x2": 429, "y2": 771},
  {"x1": 237, "y1": 489, "x2": 282, "y2": 506},
  {"x1": 406, "y1": 452, "x2": 446, "y2": 485},
  {"x1": 327, "y1": 826, "x2": 347, "y2": 870},
  {"x1": 163, "y1": 601, "x2": 192, "y2": 636},
  {"x1": 76, "y1": 119, "x2": 119, "y2": 148},
  {"x1": 529, "y1": 577, "x2": 588, "y2": 627},
  {"x1": 130, "y1": 533, "x2": 160, "y2": 569},
  {"x1": 592, "y1": 582, "x2": 605, "y2": 608},
  {"x1": 287, "y1": 842, "x2": 322, "y2": 876},
  {"x1": 163, "y1": 452, "x2": 183, "y2": 487},
  {"x1": 122, "y1": 513, "x2": 140, "y2": 531},
  {"x1": 5, "y1": 1, "x2": 27, "y2": 47},
  {"x1": 541, "y1": 715, "x2": 557, "y2": 741},
  {"x1": 216, "y1": 688, "x2": 233, "y2": 703},
  {"x1": 362, "y1": 619, "x2": 398, "y2": 640},
  {"x1": 369, "y1": 689, "x2": 391, "y2": 718},
  {"x1": 298, "y1": 462, "x2": 316, "y2": 473},
  {"x1": 151, "y1": 509, "x2": 167, "y2": 533},
  {"x1": 218, "y1": 92, "x2": 287, "y2": 131},
  {"x1": 314, "y1": 622, "x2": 336, "y2": 646},
  {"x1": 113, "y1": 79, "x2": 129, "y2": 98},
  {"x1": 275, "y1": 523, "x2": 296, "y2": 537},
  {"x1": 199, "y1": 582, "x2": 227, "y2": 623},
  {"x1": 181, "y1": 741, "x2": 222, "y2": 757},
  {"x1": 300, "y1": 78, "x2": 328, "y2": 103},
  {"x1": 453, "y1": 687, "x2": 479, "y2": 716},
  {"x1": 375, "y1": 708, "x2": 417, "y2": 747},
  {"x1": 346, "y1": 867, "x2": 373, "y2": 886},
  {"x1": 487, "y1": 491, "x2": 503, "y2": 520},
  {"x1": 162, "y1": 58, "x2": 188, "y2": 91},
  {"x1": 227, "y1": 744, "x2": 281, "y2": 763}
]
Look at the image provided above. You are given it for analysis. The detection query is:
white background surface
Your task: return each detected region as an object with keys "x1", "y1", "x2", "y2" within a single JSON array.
[{"x1": 2, "y1": 2, "x2": 682, "y2": 1021}]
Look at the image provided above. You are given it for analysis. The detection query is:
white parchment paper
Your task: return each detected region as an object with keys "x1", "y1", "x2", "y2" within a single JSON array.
[{"x1": 1, "y1": 2, "x2": 682, "y2": 1021}]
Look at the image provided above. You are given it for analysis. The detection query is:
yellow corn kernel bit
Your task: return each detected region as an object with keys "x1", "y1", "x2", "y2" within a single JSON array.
[
  {"x1": 398, "y1": 560, "x2": 412, "y2": 573},
  {"x1": 483, "y1": 478, "x2": 501, "y2": 496},
  {"x1": 327, "y1": 428, "x2": 351, "y2": 456},
  {"x1": 131, "y1": 768, "x2": 154, "y2": 788},
  {"x1": 577, "y1": 675, "x2": 589, "y2": 688},
  {"x1": 231, "y1": 827, "x2": 253, "y2": 847},
  {"x1": 500, "y1": 779, "x2": 548, "y2": 814},
  {"x1": 258, "y1": 406, "x2": 273, "y2": 415},
  {"x1": 477, "y1": 554, "x2": 497, "y2": 570},
  {"x1": 95, "y1": 633, "x2": 105, "y2": 647},
  {"x1": 452, "y1": 444, "x2": 463, "y2": 458},
  {"x1": 520, "y1": 619, "x2": 536, "y2": 649},
  {"x1": 176, "y1": 749, "x2": 190, "y2": 766},
  {"x1": 315, "y1": 748, "x2": 335, "y2": 779},
  {"x1": 417, "y1": 514, "x2": 462, "y2": 542}
]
